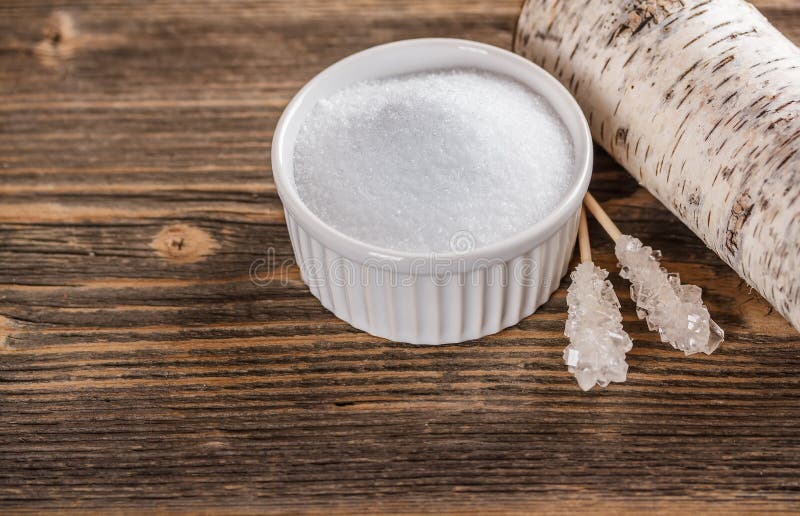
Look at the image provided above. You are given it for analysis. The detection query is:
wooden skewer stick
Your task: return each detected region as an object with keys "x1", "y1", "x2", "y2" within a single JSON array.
[
  {"x1": 578, "y1": 206, "x2": 591, "y2": 264},
  {"x1": 583, "y1": 192, "x2": 622, "y2": 242}
]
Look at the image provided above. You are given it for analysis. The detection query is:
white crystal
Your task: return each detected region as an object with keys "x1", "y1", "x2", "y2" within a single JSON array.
[
  {"x1": 615, "y1": 235, "x2": 724, "y2": 355},
  {"x1": 563, "y1": 262, "x2": 633, "y2": 391},
  {"x1": 293, "y1": 69, "x2": 575, "y2": 253}
]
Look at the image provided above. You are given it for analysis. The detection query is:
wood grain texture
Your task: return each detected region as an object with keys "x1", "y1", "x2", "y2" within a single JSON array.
[{"x1": 1, "y1": 0, "x2": 799, "y2": 513}]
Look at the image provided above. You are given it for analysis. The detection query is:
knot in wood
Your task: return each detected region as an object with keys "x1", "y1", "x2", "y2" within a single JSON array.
[
  {"x1": 151, "y1": 224, "x2": 218, "y2": 264},
  {"x1": 34, "y1": 11, "x2": 78, "y2": 67}
]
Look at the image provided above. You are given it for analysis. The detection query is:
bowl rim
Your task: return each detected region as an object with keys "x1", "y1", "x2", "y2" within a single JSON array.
[{"x1": 270, "y1": 37, "x2": 592, "y2": 274}]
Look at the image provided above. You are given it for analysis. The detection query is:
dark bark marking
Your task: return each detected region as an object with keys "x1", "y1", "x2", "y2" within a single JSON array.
[
  {"x1": 749, "y1": 94, "x2": 768, "y2": 109},
  {"x1": 716, "y1": 74, "x2": 734, "y2": 89},
  {"x1": 725, "y1": 192, "x2": 754, "y2": 256},
  {"x1": 608, "y1": 25, "x2": 627, "y2": 46},
  {"x1": 533, "y1": 30, "x2": 562, "y2": 43},
  {"x1": 724, "y1": 108, "x2": 743, "y2": 128},
  {"x1": 711, "y1": 166, "x2": 733, "y2": 186},
  {"x1": 631, "y1": 14, "x2": 654, "y2": 36},
  {"x1": 686, "y1": 9, "x2": 707, "y2": 21},
  {"x1": 601, "y1": 57, "x2": 611, "y2": 74},
  {"x1": 721, "y1": 166, "x2": 734, "y2": 181},
  {"x1": 776, "y1": 150, "x2": 798, "y2": 172},
  {"x1": 705, "y1": 119, "x2": 723, "y2": 141},
  {"x1": 675, "y1": 111, "x2": 691, "y2": 136},
  {"x1": 671, "y1": 129, "x2": 685, "y2": 158},
  {"x1": 682, "y1": 33, "x2": 704, "y2": 49},
  {"x1": 609, "y1": 1, "x2": 683, "y2": 44},
  {"x1": 546, "y1": 5, "x2": 556, "y2": 32},
  {"x1": 732, "y1": 140, "x2": 749, "y2": 158},
  {"x1": 715, "y1": 138, "x2": 729, "y2": 155},
  {"x1": 674, "y1": 59, "x2": 702, "y2": 89},
  {"x1": 755, "y1": 67, "x2": 781, "y2": 79},
  {"x1": 676, "y1": 85, "x2": 696, "y2": 109},
  {"x1": 712, "y1": 55, "x2": 734, "y2": 73},
  {"x1": 777, "y1": 129, "x2": 800, "y2": 149},
  {"x1": 615, "y1": 127, "x2": 628, "y2": 147},
  {"x1": 751, "y1": 56, "x2": 788, "y2": 69},
  {"x1": 720, "y1": 91, "x2": 737, "y2": 107},
  {"x1": 571, "y1": 16, "x2": 581, "y2": 41},
  {"x1": 708, "y1": 28, "x2": 758, "y2": 48},
  {"x1": 662, "y1": 16, "x2": 679, "y2": 31},
  {"x1": 623, "y1": 47, "x2": 640, "y2": 67}
]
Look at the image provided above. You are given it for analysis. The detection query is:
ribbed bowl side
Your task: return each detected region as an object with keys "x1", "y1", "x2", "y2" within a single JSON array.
[{"x1": 284, "y1": 209, "x2": 579, "y2": 345}]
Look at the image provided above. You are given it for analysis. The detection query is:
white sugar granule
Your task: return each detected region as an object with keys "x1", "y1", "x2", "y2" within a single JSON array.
[{"x1": 292, "y1": 69, "x2": 575, "y2": 254}]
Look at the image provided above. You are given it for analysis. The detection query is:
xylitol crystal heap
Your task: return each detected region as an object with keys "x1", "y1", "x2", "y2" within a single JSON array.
[
  {"x1": 564, "y1": 262, "x2": 633, "y2": 391},
  {"x1": 293, "y1": 69, "x2": 575, "y2": 253},
  {"x1": 615, "y1": 235, "x2": 724, "y2": 355}
]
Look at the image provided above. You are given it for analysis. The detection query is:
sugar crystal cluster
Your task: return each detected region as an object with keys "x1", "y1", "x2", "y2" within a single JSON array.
[
  {"x1": 563, "y1": 262, "x2": 633, "y2": 391},
  {"x1": 293, "y1": 69, "x2": 575, "y2": 253},
  {"x1": 615, "y1": 235, "x2": 724, "y2": 355}
]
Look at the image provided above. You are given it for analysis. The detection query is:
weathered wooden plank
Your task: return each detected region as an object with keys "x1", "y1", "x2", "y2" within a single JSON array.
[{"x1": 1, "y1": 0, "x2": 800, "y2": 513}]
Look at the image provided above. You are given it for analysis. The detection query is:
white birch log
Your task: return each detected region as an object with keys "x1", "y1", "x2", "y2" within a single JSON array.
[{"x1": 515, "y1": 0, "x2": 800, "y2": 331}]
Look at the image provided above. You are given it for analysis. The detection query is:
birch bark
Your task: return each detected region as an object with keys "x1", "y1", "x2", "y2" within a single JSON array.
[{"x1": 516, "y1": 0, "x2": 800, "y2": 330}]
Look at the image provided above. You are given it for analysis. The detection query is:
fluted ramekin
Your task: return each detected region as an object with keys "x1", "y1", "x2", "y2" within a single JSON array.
[{"x1": 271, "y1": 38, "x2": 592, "y2": 345}]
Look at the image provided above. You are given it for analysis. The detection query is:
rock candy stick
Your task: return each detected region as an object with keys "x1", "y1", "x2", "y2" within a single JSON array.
[
  {"x1": 564, "y1": 207, "x2": 633, "y2": 391},
  {"x1": 584, "y1": 193, "x2": 724, "y2": 355}
]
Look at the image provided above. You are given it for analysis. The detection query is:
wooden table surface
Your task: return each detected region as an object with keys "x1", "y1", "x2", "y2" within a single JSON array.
[{"x1": 2, "y1": 1, "x2": 800, "y2": 513}]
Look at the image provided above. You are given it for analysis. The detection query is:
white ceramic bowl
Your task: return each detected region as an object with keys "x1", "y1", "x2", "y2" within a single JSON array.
[{"x1": 271, "y1": 38, "x2": 592, "y2": 345}]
